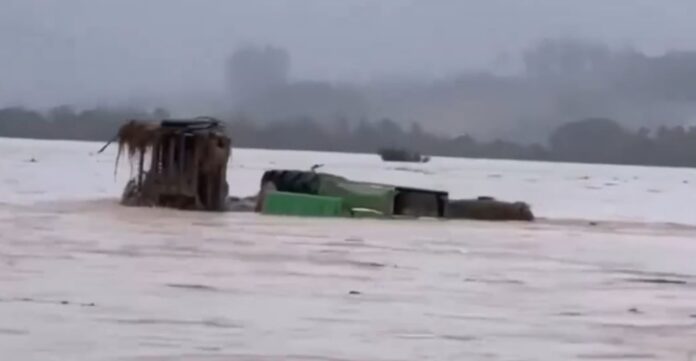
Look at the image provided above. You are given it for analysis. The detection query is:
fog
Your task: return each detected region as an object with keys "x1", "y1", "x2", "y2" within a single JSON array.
[{"x1": 4, "y1": 0, "x2": 696, "y2": 142}]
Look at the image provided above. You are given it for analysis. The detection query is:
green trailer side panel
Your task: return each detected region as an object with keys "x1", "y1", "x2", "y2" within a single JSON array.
[
  {"x1": 317, "y1": 177, "x2": 395, "y2": 216},
  {"x1": 262, "y1": 191, "x2": 344, "y2": 217}
]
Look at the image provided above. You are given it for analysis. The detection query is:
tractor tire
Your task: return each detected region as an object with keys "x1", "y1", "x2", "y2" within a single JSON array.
[{"x1": 260, "y1": 170, "x2": 321, "y2": 195}]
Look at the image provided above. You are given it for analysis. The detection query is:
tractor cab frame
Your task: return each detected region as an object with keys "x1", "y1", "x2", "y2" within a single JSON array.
[{"x1": 117, "y1": 117, "x2": 231, "y2": 211}]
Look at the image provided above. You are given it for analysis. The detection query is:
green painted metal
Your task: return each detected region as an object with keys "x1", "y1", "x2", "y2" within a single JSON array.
[
  {"x1": 261, "y1": 191, "x2": 344, "y2": 217},
  {"x1": 257, "y1": 170, "x2": 448, "y2": 219},
  {"x1": 316, "y1": 175, "x2": 396, "y2": 216}
]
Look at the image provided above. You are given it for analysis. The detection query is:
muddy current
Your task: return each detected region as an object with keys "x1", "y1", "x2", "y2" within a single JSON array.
[{"x1": 1, "y1": 138, "x2": 696, "y2": 360}]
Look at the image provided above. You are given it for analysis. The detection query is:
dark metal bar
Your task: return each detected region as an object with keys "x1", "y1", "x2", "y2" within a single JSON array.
[{"x1": 137, "y1": 150, "x2": 145, "y2": 189}]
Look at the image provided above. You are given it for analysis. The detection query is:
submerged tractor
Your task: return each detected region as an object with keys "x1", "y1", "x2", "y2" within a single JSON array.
[
  {"x1": 253, "y1": 170, "x2": 533, "y2": 221},
  {"x1": 102, "y1": 117, "x2": 231, "y2": 211},
  {"x1": 103, "y1": 116, "x2": 534, "y2": 221},
  {"x1": 255, "y1": 169, "x2": 448, "y2": 218}
]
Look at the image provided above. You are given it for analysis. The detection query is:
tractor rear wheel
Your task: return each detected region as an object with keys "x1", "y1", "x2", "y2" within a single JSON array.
[{"x1": 260, "y1": 170, "x2": 321, "y2": 195}]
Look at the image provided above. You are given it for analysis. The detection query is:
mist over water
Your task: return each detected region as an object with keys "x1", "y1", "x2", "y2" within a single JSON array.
[{"x1": 4, "y1": 0, "x2": 696, "y2": 142}]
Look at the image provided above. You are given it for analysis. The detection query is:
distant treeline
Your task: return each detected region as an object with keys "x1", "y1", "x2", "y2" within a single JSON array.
[
  {"x1": 1, "y1": 105, "x2": 695, "y2": 168},
  {"x1": 223, "y1": 40, "x2": 696, "y2": 144}
]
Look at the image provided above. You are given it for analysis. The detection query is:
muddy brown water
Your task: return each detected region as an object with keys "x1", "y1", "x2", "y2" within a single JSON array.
[
  {"x1": 1, "y1": 199, "x2": 695, "y2": 360},
  {"x1": 1, "y1": 138, "x2": 696, "y2": 360}
]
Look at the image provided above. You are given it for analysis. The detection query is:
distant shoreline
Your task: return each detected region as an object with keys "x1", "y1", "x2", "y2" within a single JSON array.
[{"x1": 2, "y1": 134, "x2": 695, "y2": 171}]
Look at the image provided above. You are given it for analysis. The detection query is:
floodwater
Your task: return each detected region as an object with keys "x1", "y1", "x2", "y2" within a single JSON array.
[{"x1": 1, "y1": 137, "x2": 696, "y2": 361}]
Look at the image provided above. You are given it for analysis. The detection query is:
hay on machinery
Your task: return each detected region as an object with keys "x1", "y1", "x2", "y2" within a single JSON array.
[
  {"x1": 100, "y1": 117, "x2": 232, "y2": 211},
  {"x1": 113, "y1": 120, "x2": 160, "y2": 177}
]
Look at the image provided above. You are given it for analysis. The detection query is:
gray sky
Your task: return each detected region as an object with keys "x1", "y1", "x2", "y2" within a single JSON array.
[{"x1": 3, "y1": 0, "x2": 696, "y2": 108}]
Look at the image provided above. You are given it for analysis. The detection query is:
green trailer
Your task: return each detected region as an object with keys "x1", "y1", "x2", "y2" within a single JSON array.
[{"x1": 257, "y1": 170, "x2": 448, "y2": 219}]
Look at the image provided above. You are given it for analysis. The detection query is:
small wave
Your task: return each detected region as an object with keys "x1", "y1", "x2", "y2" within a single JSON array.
[
  {"x1": 165, "y1": 283, "x2": 219, "y2": 292},
  {"x1": 107, "y1": 317, "x2": 242, "y2": 329}
]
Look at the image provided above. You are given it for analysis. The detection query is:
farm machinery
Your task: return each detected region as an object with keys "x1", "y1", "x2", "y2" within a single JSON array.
[
  {"x1": 103, "y1": 117, "x2": 534, "y2": 221},
  {"x1": 101, "y1": 117, "x2": 231, "y2": 211}
]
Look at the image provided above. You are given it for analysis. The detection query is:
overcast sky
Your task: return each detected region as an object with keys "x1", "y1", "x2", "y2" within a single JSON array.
[{"x1": 3, "y1": 0, "x2": 696, "y2": 108}]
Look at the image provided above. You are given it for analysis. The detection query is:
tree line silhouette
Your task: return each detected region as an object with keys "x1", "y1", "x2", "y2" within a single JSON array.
[
  {"x1": 0, "y1": 105, "x2": 695, "y2": 168},
  {"x1": 221, "y1": 41, "x2": 696, "y2": 145}
]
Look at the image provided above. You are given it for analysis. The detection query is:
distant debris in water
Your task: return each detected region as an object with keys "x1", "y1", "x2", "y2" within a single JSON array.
[
  {"x1": 26, "y1": 157, "x2": 37, "y2": 163},
  {"x1": 378, "y1": 147, "x2": 430, "y2": 163}
]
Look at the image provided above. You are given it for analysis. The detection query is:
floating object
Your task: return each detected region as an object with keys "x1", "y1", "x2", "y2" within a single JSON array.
[{"x1": 378, "y1": 147, "x2": 430, "y2": 163}]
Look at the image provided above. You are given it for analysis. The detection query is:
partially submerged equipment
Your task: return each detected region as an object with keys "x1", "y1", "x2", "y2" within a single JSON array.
[
  {"x1": 447, "y1": 197, "x2": 534, "y2": 221},
  {"x1": 254, "y1": 170, "x2": 534, "y2": 221},
  {"x1": 100, "y1": 120, "x2": 534, "y2": 221},
  {"x1": 256, "y1": 170, "x2": 448, "y2": 219},
  {"x1": 103, "y1": 117, "x2": 231, "y2": 211}
]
